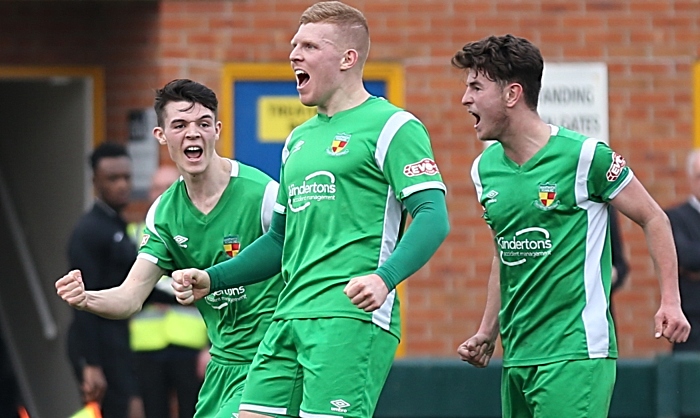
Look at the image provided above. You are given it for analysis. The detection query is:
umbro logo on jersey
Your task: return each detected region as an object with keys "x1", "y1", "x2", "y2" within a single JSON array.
[
  {"x1": 290, "y1": 140, "x2": 304, "y2": 155},
  {"x1": 485, "y1": 190, "x2": 499, "y2": 203},
  {"x1": 174, "y1": 235, "x2": 189, "y2": 248},
  {"x1": 330, "y1": 399, "x2": 350, "y2": 413}
]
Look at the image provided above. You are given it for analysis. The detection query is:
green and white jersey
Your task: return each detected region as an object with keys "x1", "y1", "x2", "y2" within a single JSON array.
[
  {"x1": 472, "y1": 126, "x2": 632, "y2": 367},
  {"x1": 137, "y1": 160, "x2": 283, "y2": 364},
  {"x1": 273, "y1": 96, "x2": 445, "y2": 339}
]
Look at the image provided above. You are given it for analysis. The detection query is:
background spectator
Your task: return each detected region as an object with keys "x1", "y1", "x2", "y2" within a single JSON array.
[
  {"x1": 665, "y1": 149, "x2": 700, "y2": 352},
  {"x1": 65, "y1": 142, "x2": 143, "y2": 418}
]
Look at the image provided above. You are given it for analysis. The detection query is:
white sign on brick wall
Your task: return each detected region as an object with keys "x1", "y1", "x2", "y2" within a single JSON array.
[{"x1": 539, "y1": 62, "x2": 609, "y2": 144}]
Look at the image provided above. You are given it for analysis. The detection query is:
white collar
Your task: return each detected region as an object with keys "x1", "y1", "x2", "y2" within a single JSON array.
[{"x1": 688, "y1": 195, "x2": 700, "y2": 214}]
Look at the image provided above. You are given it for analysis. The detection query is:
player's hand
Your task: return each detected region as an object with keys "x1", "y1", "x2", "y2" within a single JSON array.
[
  {"x1": 654, "y1": 302, "x2": 691, "y2": 344},
  {"x1": 171, "y1": 268, "x2": 211, "y2": 305},
  {"x1": 55, "y1": 269, "x2": 88, "y2": 310},
  {"x1": 457, "y1": 332, "x2": 496, "y2": 368},
  {"x1": 344, "y1": 274, "x2": 389, "y2": 312},
  {"x1": 81, "y1": 364, "x2": 107, "y2": 403}
]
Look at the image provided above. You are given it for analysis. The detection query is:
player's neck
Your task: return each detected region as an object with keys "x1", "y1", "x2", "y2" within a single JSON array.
[
  {"x1": 500, "y1": 117, "x2": 551, "y2": 166},
  {"x1": 319, "y1": 79, "x2": 370, "y2": 117},
  {"x1": 182, "y1": 156, "x2": 231, "y2": 215}
]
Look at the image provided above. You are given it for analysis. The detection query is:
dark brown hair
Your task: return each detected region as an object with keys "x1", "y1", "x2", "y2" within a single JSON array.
[
  {"x1": 154, "y1": 79, "x2": 218, "y2": 127},
  {"x1": 452, "y1": 34, "x2": 544, "y2": 110}
]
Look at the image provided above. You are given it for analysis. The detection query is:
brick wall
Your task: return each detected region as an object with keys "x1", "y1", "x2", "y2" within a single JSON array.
[{"x1": 2, "y1": 0, "x2": 699, "y2": 358}]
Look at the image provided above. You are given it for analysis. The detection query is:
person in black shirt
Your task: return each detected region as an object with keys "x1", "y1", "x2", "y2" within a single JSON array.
[
  {"x1": 666, "y1": 149, "x2": 700, "y2": 352},
  {"x1": 65, "y1": 142, "x2": 142, "y2": 418},
  {"x1": 609, "y1": 207, "x2": 629, "y2": 320}
]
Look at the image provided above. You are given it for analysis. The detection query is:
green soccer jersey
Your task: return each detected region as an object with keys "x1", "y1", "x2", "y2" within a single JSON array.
[
  {"x1": 272, "y1": 97, "x2": 445, "y2": 338},
  {"x1": 137, "y1": 160, "x2": 283, "y2": 364},
  {"x1": 471, "y1": 126, "x2": 632, "y2": 367}
]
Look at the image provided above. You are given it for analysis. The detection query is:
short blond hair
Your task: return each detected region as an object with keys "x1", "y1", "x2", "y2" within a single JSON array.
[{"x1": 299, "y1": 1, "x2": 370, "y2": 65}]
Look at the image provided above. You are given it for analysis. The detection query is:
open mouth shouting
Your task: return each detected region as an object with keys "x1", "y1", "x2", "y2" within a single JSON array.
[
  {"x1": 295, "y1": 69, "x2": 310, "y2": 89},
  {"x1": 470, "y1": 110, "x2": 481, "y2": 129},
  {"x1": 184, "y1": 145, "x2": 203, "y2": 161}
]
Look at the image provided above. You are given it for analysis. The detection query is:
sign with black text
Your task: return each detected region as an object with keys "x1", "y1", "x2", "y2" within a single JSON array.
[{"x1": 539, "y1": 62, "x2": 609, "y2": 144}]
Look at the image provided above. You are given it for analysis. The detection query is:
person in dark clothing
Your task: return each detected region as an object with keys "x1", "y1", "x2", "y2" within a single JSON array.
[
  {"x1": 666, "y1": 149, "x2": 700, "y2": 352},
  {"x1": 609, "y1": 207, "x2": 629, "y2": 320},
  {"x1": 65, "y1": 142, "x2": 142, "y2": 418},
  {"x1": 0, "y1": 331, "x2": 21, "y2": 418}
]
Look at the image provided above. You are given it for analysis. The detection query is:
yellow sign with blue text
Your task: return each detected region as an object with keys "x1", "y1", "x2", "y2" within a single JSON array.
[{"x1": 257, "y1": 97, "x2": 316, "y2": 142}]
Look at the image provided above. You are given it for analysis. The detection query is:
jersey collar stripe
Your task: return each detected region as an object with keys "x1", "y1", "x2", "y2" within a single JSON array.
[
  {"x1": 145, "y1": 195, "x2": 168, "y2": 250},
  {"x1": 574, "y1": 138, "x2": 598, "y2": 207},
  {"x1": 374, "y1": 111, "x2": 418, "y2": 172},
  {"x1": 471, "y1": 154, "x2": 484, "y2": 201}
]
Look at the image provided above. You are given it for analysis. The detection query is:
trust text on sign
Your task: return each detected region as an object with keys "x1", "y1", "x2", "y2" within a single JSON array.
[{"x1": 257, "y1": 97, "x2": 317, "y2": 142}]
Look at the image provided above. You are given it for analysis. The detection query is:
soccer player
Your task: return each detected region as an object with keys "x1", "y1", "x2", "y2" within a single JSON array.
[
  {"x1": 453, "y1": 34, "x2": 690, "y2": 417},
  {"x1": 56, "y1": 79, "x2": 284, "y2": 418},
  {"x1": 170, "y1": 2, "x2": 450, "y2": 418}
]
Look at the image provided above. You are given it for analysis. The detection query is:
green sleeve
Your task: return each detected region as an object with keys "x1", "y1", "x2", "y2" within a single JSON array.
[
  {"x1": 206, "y1": 211, "x2": 284, "y2": 292},
  {"x1": 374, "y1": 188, "x2": 449, "y2": 290}
]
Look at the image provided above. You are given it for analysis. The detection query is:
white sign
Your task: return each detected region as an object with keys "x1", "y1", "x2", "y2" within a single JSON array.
[
  {"x1": 127, "y1": 108, "x2": 159, "y2": 199},
  {"x1": 538, "y1": 62, "x2": 609, "y2": 144}
]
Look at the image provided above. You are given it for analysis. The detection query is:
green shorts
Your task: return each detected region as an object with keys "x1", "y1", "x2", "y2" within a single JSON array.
[
  {"x1": 502, "y1": 358, "x2": 616, "y2": 418},
  {"x1": 194, "y1": 359, "x2": 249, "y2": 418},
  {"x1": 240, "y1": 317, "x2": 399, "y2": 418}
]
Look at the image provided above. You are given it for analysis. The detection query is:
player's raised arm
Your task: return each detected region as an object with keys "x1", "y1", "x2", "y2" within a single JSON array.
[{"x1": 55, "y1": 258, "x2": 165, "y2": 319}]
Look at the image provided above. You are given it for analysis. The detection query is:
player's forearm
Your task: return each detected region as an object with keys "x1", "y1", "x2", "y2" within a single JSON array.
[
  {"x1": 478, "y1": 255, "x2": 501, "y2": 339},
  {"x1": 84, "y1": 287, "x2": 143, "y2": 319},
  {"x1": 644, "y1": 212, "x2": 682, "y2": 305},
  {"x1": 82, "y1": 260, "x2": 164, "y2": 319},
  {"x1": 375, "y1": 189, "x2": 449, "y2": 290}
]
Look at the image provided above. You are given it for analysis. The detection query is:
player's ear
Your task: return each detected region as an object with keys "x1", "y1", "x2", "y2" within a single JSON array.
[
  {"x1": 504, "y1": 82, "x2": 523, "y2": 108},
  {"x1": 215, "y1": 121, "x2": 222, "y2": 141},
  {"x1": 340, "y1": 49, "x2": 359, "y2": 70},
  {"x1": 153, "y1": 127, "x2": 167, "y2": 145}
]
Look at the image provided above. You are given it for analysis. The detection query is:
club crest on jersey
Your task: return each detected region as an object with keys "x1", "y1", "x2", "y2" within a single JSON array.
[
  {"x1": 223, "y1": 235, "x2": 240, "y2": 258},
  {"x1": 534, "y1": 183, "x2": 560, "y2": 211},
  {"x1": 326, "y1": 133, "x2": 350, "y2": 156}
]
